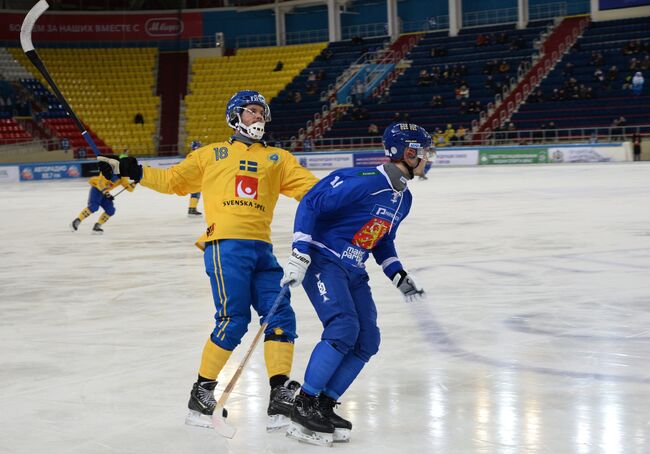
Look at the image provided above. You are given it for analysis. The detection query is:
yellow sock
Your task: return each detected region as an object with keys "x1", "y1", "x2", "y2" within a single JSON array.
[
  {"x1": 97, "y1": 212, "x2": 111, "y2": 225},
  {"x1": 198, "y1": 338, "x2": 233, "y2": 380},
  {"x1": 264, "y1": 340, "x2": 294, "y2": 378},
  {"x1": 189, "y1": 197, "x2": 199, "y2": 209},
  {"x1": 77, "y1": 207, "x2": 91, "y2": 221}
]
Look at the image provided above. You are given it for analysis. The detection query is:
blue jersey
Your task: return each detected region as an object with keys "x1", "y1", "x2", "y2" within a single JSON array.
[{"x1": 293, "y1": 165, "x2": 412, "y2": 279}]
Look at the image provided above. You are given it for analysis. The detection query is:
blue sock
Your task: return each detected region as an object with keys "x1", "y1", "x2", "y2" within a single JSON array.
[
  {"x1": 323, "y1": 352, "x2": 367, "y2": 399},
  {"x1": 302, "y1": 341, "x2": 345, "y2": 396}
]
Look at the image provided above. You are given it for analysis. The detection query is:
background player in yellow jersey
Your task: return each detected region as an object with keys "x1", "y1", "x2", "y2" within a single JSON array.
[
  {"x1": 98, "y1": 90, "x2": 319, "y2": 431},
  {"x1": 70, "y1": 157, "x2": 136, "y2": 234}
]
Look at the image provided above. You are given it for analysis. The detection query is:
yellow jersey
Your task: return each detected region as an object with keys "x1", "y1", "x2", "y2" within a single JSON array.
[
  {"x1": 140, "y1": 139, "x2": 318, "y2": 248},
  {"x1": 89, "y1": 175, "x2": 136, "y2": 193}
]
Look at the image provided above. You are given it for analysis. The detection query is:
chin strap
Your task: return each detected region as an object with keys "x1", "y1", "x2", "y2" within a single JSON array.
[{"x1": 401, "y1": 157, "x2": 421, "y2": 180}]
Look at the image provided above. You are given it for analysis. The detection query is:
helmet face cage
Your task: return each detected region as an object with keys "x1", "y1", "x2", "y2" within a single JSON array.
[
  {"x1": 382, "y1": 122, "x2": 433, "y2": 160},
  {"x1": 226, "y1": 90, "x2": 271, "y2": 129},
  {"x1": 190, "y1": 140, "x2": 202, "y2": 151}
]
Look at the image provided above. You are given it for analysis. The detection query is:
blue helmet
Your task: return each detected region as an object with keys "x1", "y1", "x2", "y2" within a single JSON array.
[
  {"x1": 190, "y1": 140, "x2": 202, "y2": 151},
  {"x1": 382, "y1": 122, "x2": 433, "y2": 160},
  {"x1": 226, "y1": 90, "x2": 271, "y2": 129}
]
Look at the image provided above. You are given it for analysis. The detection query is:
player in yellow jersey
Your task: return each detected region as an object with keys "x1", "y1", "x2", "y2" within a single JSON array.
[
  {"x1": 70, "y1": 164, "x2": 136, "y2": 234},
  {"x1": 98, "y1": 90, "x2": 319, "y2": 431}
]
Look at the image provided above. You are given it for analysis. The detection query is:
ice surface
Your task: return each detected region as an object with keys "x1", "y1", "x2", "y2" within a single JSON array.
[{"x1": 1, "y1": 162, "x2": 649, "y2": 454}]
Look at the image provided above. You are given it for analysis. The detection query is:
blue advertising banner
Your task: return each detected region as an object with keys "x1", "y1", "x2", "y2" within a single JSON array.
[
  {"x1": 19, "y1": 163, "x2": 82, "y2": 181},
  {"x1": 599, "y1": 0, "x2": 650, "y2": 10}
]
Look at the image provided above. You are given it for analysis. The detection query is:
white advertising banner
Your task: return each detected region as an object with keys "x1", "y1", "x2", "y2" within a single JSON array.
[
  {"x1": 433, "y1": 149, "x2": 479, "y2": 166},
  {"x1": 548, "y1": 146, "x2": 630, "y2": 163},
  {"x1": 0, "y1": 166, "x2": 19, "y2": 183},
  {"x1": 298, "y1": 153, "x2": 354, "y2": 170}
]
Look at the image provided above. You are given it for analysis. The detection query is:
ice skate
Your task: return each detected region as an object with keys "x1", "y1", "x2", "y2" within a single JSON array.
[
  {"x1": 70, "y1": 218, "x2": 81, "y2": 232},
  {"x1": 185, "y1": 380, "x2": 227, "y2": 429},
  {"x1": 319, "y1": 394, "x2": 352, "y2": 443},
  {"x1": 91, "y1": 223, "x2": 103, "y2": 234},
  {"x1": 266, "y1": 379, "x2": 300, "y2": 432},
  {"x1": 286, "y1": 392, "x2": 334, "y2": 447},
  {"x1": 187, "y1": 207, "x2": 202, "y2": 217}
]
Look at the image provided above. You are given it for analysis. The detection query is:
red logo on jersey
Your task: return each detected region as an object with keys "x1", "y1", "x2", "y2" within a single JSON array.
[
  {"x1": 352, "y1": 217, "x2": 390, "y2": 249},
  {"x1": 235, "y1": 175, "x2": 258, "y2": 199}
]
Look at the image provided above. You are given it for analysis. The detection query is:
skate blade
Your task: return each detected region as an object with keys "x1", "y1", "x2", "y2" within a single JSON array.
[
  {"x1": 185, "y1": 410, "x2": 213, "y2": 429},
  {"x1": 333, "y1": 428, "x2": 351, "y2": 443},
  {"x1": 286, "y1": 421, "x2": 333, "y2": 447},
  {"x1": 91, "y1": 231, "x2": 103, "y2": 235},
  {"x1": 266, "y1": 414, "x2": 290, "y2": 432}
]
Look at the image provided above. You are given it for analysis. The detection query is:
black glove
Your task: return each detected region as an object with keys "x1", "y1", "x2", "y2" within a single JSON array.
[
  {"x1": 391, "y1": 270, "x2": 425, "y2": 302},
  {"x1": 97, "y1": 155, "x2": 143, "y2": 182},
  {"x1": 103, "y1": 192, "x2": 114, "y2": 201}
]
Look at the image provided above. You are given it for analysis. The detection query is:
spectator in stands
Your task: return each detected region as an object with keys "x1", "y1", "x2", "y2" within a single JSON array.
[
  {"x1": 352, "y1": 79, "x2": 365, "y2": 104},
  {"x1": 476, "y1": 33, "x2": 488, "y2": 47},
  {"x1": 469, "y1": 100, "x2": 482, "y2": 113},
  {"x1": 641, "y1": 55, "x2": 650, "y2": 70},
  {"x1": 417, "y1": 69, "x2": 432, "y2": 86},
  {"x1": 629, "y1": 57, "x2": 641, "y2": 71},
  {"x1": 293, "y1": 91, "x2": 302, "y2": 103},
  {"x1": 444, "y1": 124, "x2": 455, "y2": 143},
  {"x1": 303, "y1": 137, "x2": 313, "y2": 152},
  {"x1": 611, "y1": 116, "x2": 626, "y2": 140},
  {"x1": 484, "y1": 75, "x2": 495, "y2": 90},
  {"x1": 622, "y1": 74, "x2": 634, "y2": 90},
  {"x1": 498, "y1": 60, "x2": 510, "y2": 74},
  {"x1": 589, "y1": 51, "x2": 604, "y2": 66},
  {"x1": 622, "y1": 39, "x2": 640, "y2": 55},
  {"x1": 433, "y1": 128, "x2": 446, "y2": 147},
  {"x1": 134, "y1": 112, "x2": 144, "y2": 126},
  {"x1": 632, "y1": 72, "x2": 644, "y2": 95},
  {"x1": 593, "y1": 68, "x2": 604, "y2": 83},
  {"x1": 456, "y1": 84, "x2": 470, "y2": 99},
  {"x1": 483, "y1": 60, "x2": 497, "y2": 75},
  {"x1": 273, "y1": 60, "x2": 284, "y2": 72},
  {"x1": 456, "y1": 125, "x2": 467, "y2": 144},
  {"x1": 547, "y1": 121, "x2": 557, "y2": 141},
  {"x1": 496, "y1": 32, "x2": 508, "y2": 44},
  {"x1": 351, "y1": 35, "x2": 364, "y2": 45},
  {"x1": 458, "y1": 100, "x2": 467, "y2": 114},
  {"x1": 316, "y1": 69, "x2": 326, "y2": 80},
  {"x1": 509, "y1": 36, "x2": 525, "y2": 51},
  {"x1": 350, "y1": 102, "x2": 368, "y2": 121},
  {"x1": 607, "y1": 65, "x2": 618, "y2": 83},
  {"x1": 430, "y1": 46, "x2": 447, "y2": 57},
  {"x1": 322, "y1": 48, "x2": 334, "y2": 61},
  {"x1": 368, "y1": 123, "x2": 379, "y2": 135},
  {"x1": 430, "y1": 95, "x2": 444, "y2": 108},
  {"x1": 377, "y1": 90, "x2": 391, "y2": 104}
]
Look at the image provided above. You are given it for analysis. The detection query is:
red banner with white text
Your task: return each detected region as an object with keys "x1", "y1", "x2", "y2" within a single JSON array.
[{"x1": 0, "y1": 11, "x2": 203, "y2": 42}]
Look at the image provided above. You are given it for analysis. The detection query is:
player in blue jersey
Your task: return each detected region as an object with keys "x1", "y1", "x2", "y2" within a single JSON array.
[
  {"x1": 186, "y1": 140, "x2": 203, "y2": 217},
  {"x1": 280, "y1": 122, "x2": 433, "y2": 446}
]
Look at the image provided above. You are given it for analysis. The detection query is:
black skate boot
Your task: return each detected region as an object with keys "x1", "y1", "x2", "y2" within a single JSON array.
[
  {"x1": 319, "y1": 394, "x2": 352, "y2": 442},
  {"x1": 185, "y1": 380, "x2": 228, "y2": 429},
  {"x1": 286, "y1": 391, "x2": 335, "y2": 447},
  {"x1": 70, "y1": 218, "x2": 81, "y2": 232},
  {"x1": 267, "y1": 379, "x2": 300, "y2": 432},
  {"x1": 92, "y1": 223, "x2": 103, "y2": 234},
  {"x1": 188, "y1": 207, "x2": 202, "y2": 217}
]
